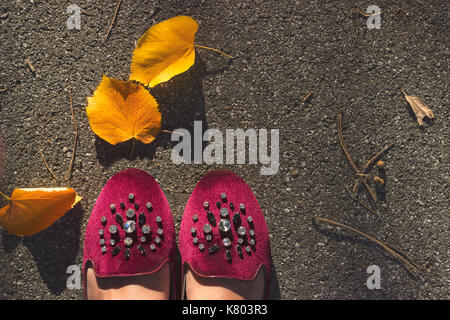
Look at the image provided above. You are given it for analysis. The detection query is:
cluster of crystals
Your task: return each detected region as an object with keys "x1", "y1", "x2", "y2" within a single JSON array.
[
  {"x1": 192, "y1": 192, "x2": 256, "y2": 263},
  {"x1": 98, "y1": 193, "x2": 164, "y2": 260}
]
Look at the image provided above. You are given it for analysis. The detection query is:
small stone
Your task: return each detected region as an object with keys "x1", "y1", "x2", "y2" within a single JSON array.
[
  {"x1": 223, "y1": 238, "x2": 231, "y2": 247},
  {"x1": 150, "y1": 244, "x2": 156, "y2": 251},
  {"x1": 157, "y1": 228, "x2": 163, "y2": 236},
  {"x1": 101, "y1": 216, "x2": 107, "y2": 225},
  {"x1": 142, "y1": 224, "x2": 151, "y2": 234},
  {"x1": 98, "y1": 229, "x2": 104, "y2": 237},
  {"x1": 138, "y1": 212, "x2": 146, "y2": 225},
  {"x1": 125, "y1": 248, "x2": 131, "y2": 260},
  {"x1": 191, "y1": 227, "x2": 197, "y2": 236},
  {"x1": 206, "y1": 234, "x2": 212, "y2": 242},
  {"x1": 115, "y1": 214, "x2": 124, "y2": 225},
  {"x1": 249, "y1": 229, "x2": 255, "y2": 238},
  {"x1": 203, "y1": 201, "x2": 209, "y2": 210},
  {"x1": 124, "y1": 237, "x2": 133, "y2": 247},
  {"x1": 110, "y1": 204, "x2": 116, "y2": 213},
  {"x1": 146, "y1": 202, "x2": 152, "y2": 211},
  {"x1": 192, "y1": 237, "x2": 199, "y2": 245},
  {"x1": 199, "y1": 243, "x2": 205, "y2": 251},
  {"x1": 126, "y1": 209, "x2": 136, "y2": 220},
  {"x1": 156, "y1": 216, "x2": 162, "y2": 225},
  {"x1": 203, "y1": 224, "x2": 212, "y2": 234},
  {"x1": 218, "y1": 219, "x2": 231, "y2": 233},
  {"x1": 209, "y1": 244, "x2": 219, "y2": 255},
  {"x1": 220, "y1": 207, "x2": 229, "y2": 218},
  {"x1": 247, "y1": 216, "x2": 253, "y2": 225},
  {"x1": 99, "y1": 239, "x2": 105, "y2": 246},
  {"x1": 112, "y1": 246, "x2": 121, "y2": 256},
  {"x1": 128, "y1": 193, "x2": 135, "y2": 202},
  {"x1": 101, "y1": 246, "x2": 107, "y2": 254},
  {"x1": 237, "y1": 226, "x2": 246, "y2": 237},
  {"x1": 192, "y1": 214, "x2": 198, "y2": 222},
  {"x1": 124, "y1": 220, "x2": 136, "y2": 233},
  {"x1": 232, "y1": 213, "x2": 241, "y2": 225},
  {"x1": 154, "y1": 237, "x2": 161, "y2": 246}
]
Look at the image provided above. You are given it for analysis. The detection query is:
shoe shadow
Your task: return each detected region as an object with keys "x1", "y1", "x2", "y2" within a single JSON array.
[
  {"x1": 94, "y1": 56, "x2": 212, "y2": 167},
  {"x1": 268, "y1": 257, "x2": 281, "y2": 300},
  {"x1": 20, "y1": 203, "x2": 84, "y2": 295}
]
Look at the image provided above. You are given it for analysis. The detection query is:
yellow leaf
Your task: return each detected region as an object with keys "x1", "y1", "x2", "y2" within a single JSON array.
[
  {"x1": 130, "y1": 15, "x2": 198, "y2": 88},
  {"x1": 86, "y1": 75, "x2": 161, "y2": 145},
  {"x1": 0, "y1": 188, "x2": 81, "y2": 236},
  {"x1": 402, "y1": 90, "x2": 434, "y2": 126}
]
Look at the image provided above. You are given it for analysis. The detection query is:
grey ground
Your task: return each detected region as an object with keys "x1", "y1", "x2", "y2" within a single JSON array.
[{"x1": 0, "y1": 0, "x2": 448, "y2": 300}]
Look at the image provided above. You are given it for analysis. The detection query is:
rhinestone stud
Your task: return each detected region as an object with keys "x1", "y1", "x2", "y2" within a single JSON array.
[
  {"x1": 112, "y1": 246, "x2": 121, "y2": 256},
  {"x1": 223, "y1": 237, "x2": 231, "y2": 247},
  {"x1": 99, "y1": 239, "x2": 105, "y2": 246},
  {"x1": 110, "y1": 239, "x2": 116, "y2": 246},
  {"x1": 220, "y1": 193, "x2": 227, "y2": 201},
  {"x1": 206, "y1": 234, "x2": 213, "y2": 242},
  {"x1": 191, "y1": 227, "x2": 197, "y2": 237},
  {"x1": 124, "y1": 220, "x2": 136, "y2": 234},
  {"x1": 109, "y1": 225, "x2": 118, "y2": 235},
  {"x1": 237, "y1": 226, "x2": 247, "y2": 237},
  {"x1": 249, "y1": 229, "x2": 255, "y2": 238},
  {"x1": 146, "y1": 202, "x2": 152, "y2": 211},
  {"x1": 142, "y1": 224, "x2": 151, "y2": 234},
  {"x1": 101, "y1": 216, "x2": 107, "y2": 226},
  {"x1": 98, "y1": 229, "x2": 104, "y2": 237},
  {"x1": 128, "y1": 193, "x2": 135, "y2": 202},
  {"x1": 237, "y1": 237, "x2": 244, "y2": 245},
  {"x1": 101, "y1": 246, "x2": 107, "y2": 255},
  {"x1": 199, "y1": 243, "x2": 205, "y2": 252},
  {"x1": 126, "y1": 209, "x2": 136, "y2": 220},
  {"x1": 209, "y1": 244, "x2": 219, "y2": 255},
  {"x1": 154, "y1": 237, "x2": 161, "y2": 246},
  {"x1": 203, "y1": 224, "x2": 212, "y2": 234},
  {"x1": 150, "y1": 244, "x2": 156, "y2": 251},
  {"x1": 157, "y1": 228, "x2": 163, "y2": 236},
  {"x1": 124, "y1": 237, "x2": 133, "y2": 247},
  {"x1": 239, "y1": 203, "x2": 246, "y2": 214},
  {"x1": 249, "y1": 239, "x2": 256, "y2": 246},
  {"x1": 110, "y1": 203, "x2": 116, "y2": 213},
  {"x1": 245, "y1": 246, "x2": 252, "y2": 255},
  {"x1": 193, "y1": 237, "x2": 199, "y2": 246},
  {"x1": 156, "y1": 216, "x2": 162, "y2": 225},
  {"x1": 140, "y1": 236, "x2": 147, "y2": 243},
  {"x1": 247, "y1": 216, "x2": 253, "y2": 225},
  {"x1": 192, "y1": 214, "x2": 198, "y2": 223},
  {"x1": 218, "y1": 219, "x2": 231, "y2": 233},
  {"x1": 220, "y1": 207, "x2": 229, "y2": 219},
  {"x1": 203, "y1": 201, "x2": 209, "y2": 210}
]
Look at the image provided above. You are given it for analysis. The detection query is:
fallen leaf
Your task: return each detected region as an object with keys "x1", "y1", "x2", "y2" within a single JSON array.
[
  {"x1": 0, "y1": 188, "x2": 81, "y2": 236},
  {"x1": 130, "y1": 15, "x2": 232, "y2": 88},
  {"x1": 86, "y1": 75, "x2": 161, "y2": 145},
  {"x1": 130, "y1": 15, "x2": 198, "y2": 88},
  {"x1": 402, "y1": 90, "x2": 434, "y2": 126}
]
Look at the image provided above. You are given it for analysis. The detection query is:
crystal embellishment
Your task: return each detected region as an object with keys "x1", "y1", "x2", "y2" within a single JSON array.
[
  {"x1": 220, "y1": 207, "x2": 229, "y2": 219},
  {"x1": 221, "y1": 193, "x2": 227, "y2": 201},
  {"x1": 218, "y1": 219, "x2": 231, "y2": 233},
  {"x1": 192, "y1": 214, "x2": 198, "y2": 222},
  {"x1": 101, "y1": 216, "x2": 107, "y2": 225},
  {"x1": 110, "y1": 203, "x2": 116, "y2": 213},
  {"x1": 124, "y1": 237, "x2": 133, "y2": 247},
  {"x1": 191, "y1": 227, "x2": 197, "y2": 236},
  {"x1": 203, "y1": 201, "x2": 209, "y2": 210},
  {"x1": 237, "y1": 226, "x2": 246, "y2": 237},
  {"x1": 101, "y1": 246, "x2": 107, "y2": 254},
  {"x1": 199, "y1": 243, "x2": 205, "y2": 251},
  {"x1": 109, "y1": 225, "x2": 118, "y2": 234},
  {"x1": 223, "y1": 237, "x2": 231, "y2": 247},
  {"x1": 128, "y1": 193, "x2": 135, "y2": 202},
  {"x1": 146, "y1": 202, "x2": 152, "y2": 211},
  {"x1": 124, "y1": 220, "x2": 136, "y2": 233},
  {"x1": 142, "y1": 225, "x2": 151, "y2": 234},
  {"x1": 203, "y1": 224, "x2": 212, "y2": 234},
  {"x1": 126, "y1": 209, "x2": 136, "y2": 220}
]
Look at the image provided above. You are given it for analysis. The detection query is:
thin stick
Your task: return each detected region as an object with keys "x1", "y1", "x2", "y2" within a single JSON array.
[
  {"x1": 25, "y1": 58, "x2": 36, "y2": 74},
  {"x1": 303, "y1": 91, "x2": 313, "y2": 103},
  {"x1": 194, "y1": 44, "x2": 234, "y2": 59},
  {"x1": 39, "y1": 150, "x2": 59, "y2": 182},
  {"x1": 337, "y1": 110, "x2": 377, "y2": 200},
  {"x1": 345, "y1": 185, "x2": 377, "y2": 215},
  {"x1": 315, "y1": 217, "x2": 422, "y2": 275},
  {"x1": 64, "y1": 82, "x2": 78, "y2": 181},
  {"x1": 353, "y1": 11, "x2": 359, "y2": 47},
  {"x1": 0, "y1": 88, "x2": 7, "y2": 93},
  {"x1": 352, "y1": 144, "x2": 393, "y2": 193},
  {"x1": 104, "y1": 0, "x2": 122, "y2": 42},
  {"x1": 0, "y1": 191, "x2": 10, "y2": 201}
]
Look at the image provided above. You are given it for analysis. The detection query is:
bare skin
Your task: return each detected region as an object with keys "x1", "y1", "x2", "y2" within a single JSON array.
[{"x1": 86, "y1": 263, "x2": 265, "y2": 300}]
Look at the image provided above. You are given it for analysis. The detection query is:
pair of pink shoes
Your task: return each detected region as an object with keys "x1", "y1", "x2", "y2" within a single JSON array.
[{"x1": 83, "y1": 169, "x2": 271, "y2": 299}]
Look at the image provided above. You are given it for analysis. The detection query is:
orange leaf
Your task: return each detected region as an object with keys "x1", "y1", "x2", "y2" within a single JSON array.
[
  {"x1": 0, "y1": 188, "x2": 81, "y2": 236},
  {"x1": 86, "y1": 75, "x2": 161, "y2": 145},
  {"x1": 130, "y1": 15, "x2": 198, "y2": 88}
]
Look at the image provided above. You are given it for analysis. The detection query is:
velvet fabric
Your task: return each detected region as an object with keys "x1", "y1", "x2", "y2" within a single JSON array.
[
  {"x1": 179, "y1": 170, "x2": 271, "y2": 298},
  {"x1": 82, "y1": 168, "x2": 176, "y2": 297}
]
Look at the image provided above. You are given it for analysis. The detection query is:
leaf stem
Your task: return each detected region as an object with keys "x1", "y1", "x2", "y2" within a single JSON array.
[
  {"x1": 129, "y1": 138, "x2": 136, "y2": 158},
  {"x1": 0, "y1": 191, "x2": 10, "y2": 201},
  {"x1": 194, "y1": 44, "x2": 233, "y2": 59}
]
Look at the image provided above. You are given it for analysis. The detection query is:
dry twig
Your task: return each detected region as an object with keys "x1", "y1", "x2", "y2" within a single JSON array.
[
  {"x1": 303, "y1": 91, "x2": 313, "y2": 103},
  {"x1": 38, "y1": 150, "x2": 59, "y2": 182},
  {"x1": 314, "y1": 217, "x2": 422, "y2": 276},
  {"x1": 25, "y1": 58, "x2": 36, "y2": 74},
  {"x1": 104, "y1": 0, "x2": 122, "y2": 42}
]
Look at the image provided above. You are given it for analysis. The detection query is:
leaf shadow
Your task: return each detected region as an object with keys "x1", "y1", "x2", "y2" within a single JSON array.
[
  {"x1": 21, "y1": 203, "x2": 84, "y2": 295},
  {"x1": 94, "y1": 57, "x2": 210, "y2": 167}
]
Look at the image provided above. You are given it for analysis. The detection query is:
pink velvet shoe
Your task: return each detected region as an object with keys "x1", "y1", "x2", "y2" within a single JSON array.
[
  {"x1": 82, "y1": 168, "x2": 176, "y2": 299},
  {"x1": 179, "y1": 170, "x2": 271, "y2": 299}
]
